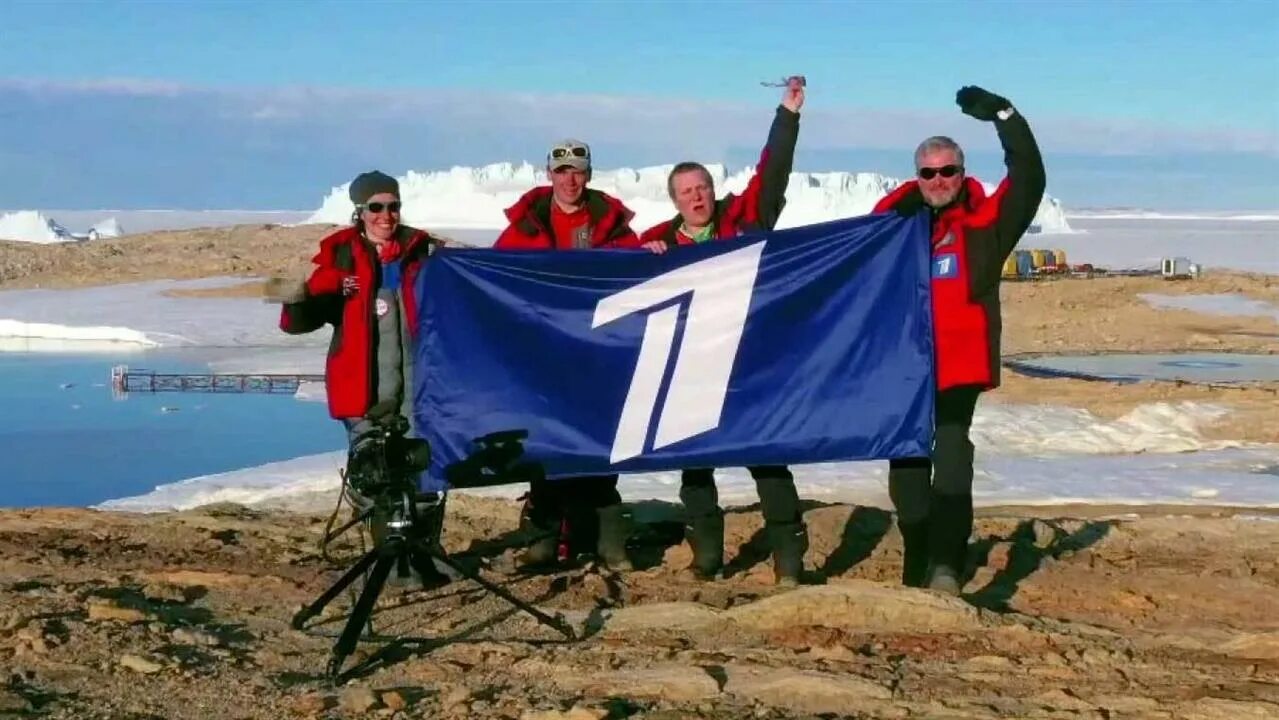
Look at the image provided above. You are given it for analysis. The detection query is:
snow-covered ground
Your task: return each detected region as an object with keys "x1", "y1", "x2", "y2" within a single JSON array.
[
  {"x1": 1141, "y1": 293, "x2": 1279, "y2": 323},
  {"x1": 0, "y1": 266, "x2": 1275, "y2": 512},
  {"x1": 1049, "y1": 218, "x2": 1279, "y2": 274}
]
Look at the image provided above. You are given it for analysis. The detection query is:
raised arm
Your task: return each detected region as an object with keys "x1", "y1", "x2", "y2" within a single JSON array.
[
  {"x1": 733, "y1": 79, "x2": 804, "y2": 232},
  {"x1": 957, "y1": 86, "x2": 1047, "y2": 258}
]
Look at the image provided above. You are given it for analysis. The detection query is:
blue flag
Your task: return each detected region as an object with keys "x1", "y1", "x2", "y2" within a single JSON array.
[{"x1": 414, "y1": 212, "x2": 934, "y2": 490}]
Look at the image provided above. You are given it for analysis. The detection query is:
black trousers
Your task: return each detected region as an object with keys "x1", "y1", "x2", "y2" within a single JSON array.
[
  {"x1": 525, "y1": 475, "x2": 621, "y2": 531},
  {"x1": 680, "y1": 465, "x2": 801, "y2": 525},
  {"x1": 888, "y1": 385, "x2": 981, "y2": 524}
]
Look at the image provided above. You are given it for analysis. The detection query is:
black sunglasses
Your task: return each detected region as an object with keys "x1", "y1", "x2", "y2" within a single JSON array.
[
  {"x1": 362, "y1": 201, "x2": 402, "y2": 213},
  {"x1": 550, "y1": 146, "x2": 589, "y2": 160},
  {"x1": 917, "y1": 165, "x2": 962, "y2": 180}
]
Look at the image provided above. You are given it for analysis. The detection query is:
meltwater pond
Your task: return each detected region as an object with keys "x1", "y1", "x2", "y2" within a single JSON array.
[
  {"x1": 0, "y1": 349, "x2": 343, "y2": 508},
  {"x1": 1005, "y1": 352, "x2": 1279, "y2": 384}
]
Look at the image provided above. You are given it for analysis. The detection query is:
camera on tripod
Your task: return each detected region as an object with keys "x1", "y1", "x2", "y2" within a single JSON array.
[
  {"x1": 296, "y1": 418, "x2": 575, "y2": 680},
  {"x1": 344, "y1": 416, "x2": 432, "y2": 502}
]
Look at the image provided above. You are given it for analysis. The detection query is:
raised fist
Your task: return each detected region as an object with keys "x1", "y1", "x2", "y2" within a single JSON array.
[
  {"x1": 263, "y1": 276, "x2": 307, "y2": 304},
  {"x1": 956, "y1": 85, "x2": 1011, "y2": 122},
  {"x1": 781, "y1": 76, "x2": 805, "y2": 113}
]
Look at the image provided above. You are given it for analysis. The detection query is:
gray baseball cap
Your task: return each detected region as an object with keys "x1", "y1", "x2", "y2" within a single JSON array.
[{"x1": 547, "y1": 139, "x2": 591, "y2": 171}]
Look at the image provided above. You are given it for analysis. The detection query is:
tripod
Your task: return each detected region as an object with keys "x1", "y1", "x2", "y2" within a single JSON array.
[{"x1": 292, "y1": 490, "x2": 576, "y2": 680}]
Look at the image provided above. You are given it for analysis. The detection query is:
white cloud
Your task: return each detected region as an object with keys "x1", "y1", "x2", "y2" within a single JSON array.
[
  {"x1": 0, "y1": 77, "x2": 188, "y2": 97},
  {"x1": 5, "y1": 76, "x2": 1273, "y2": 159}
]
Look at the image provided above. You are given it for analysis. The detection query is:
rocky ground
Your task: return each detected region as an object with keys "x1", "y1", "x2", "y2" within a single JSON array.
[
  {"x1": 2, "y1": 496, "x2": 1278, "y2": 720},
  {"x1": 1, "y1": 225, "x2": 1277, "y2": 718}
]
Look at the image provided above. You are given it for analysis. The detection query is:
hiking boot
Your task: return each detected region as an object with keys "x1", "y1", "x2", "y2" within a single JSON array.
[
  {"x1": 596, "y1": 504, "x2": 634, "y2": 571},
  {"x1": 926, "y1": 564, "x2": 962, "y2": 596},
  {"x1": 685, "y1": 511, "x2": 725, "y2": 580},
  {"x1": 768, "y1": 521, "x2": 808, "y2": 587},
  {"x1": 927, "y1": 492, "x2": 973, "y2": 593},
  {"x1": 518, "y1": 534, "x2": 559, "y2": 568},
  {"x1": 898, "y1": 519, "x2": 930, "y2": 588}
]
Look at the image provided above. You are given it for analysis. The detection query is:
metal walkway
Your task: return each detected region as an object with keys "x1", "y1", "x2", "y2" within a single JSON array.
[{"x1": 110, "y1": 364, "x2": 324, "y2": 398}]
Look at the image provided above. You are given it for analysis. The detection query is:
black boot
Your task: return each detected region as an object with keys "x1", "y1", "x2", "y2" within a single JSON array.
[
  {"x1": 898, "y1": 519, "x2": 930, "y2": 588},
  {"x1": 767, "y1": 521, "x2": 808, "y2": 587},
  {"x1": 685, "y1": 511, "x2": 724, "y2": 580},
  {"x1": 752, "y1": 467, "x2": 805, "y2": 586},
  {"x1": 926, "y1": 493, "x2": 973, "y2": 596},
  {"x1": 596, "y1": 504, "x2": 634, "y2": 571},
  {"x1": 517, "y1": 494, "x2": 562, "y2": 568},
  {"x1": 680, "y1": 469, "x2": 724, "y2": 580}
]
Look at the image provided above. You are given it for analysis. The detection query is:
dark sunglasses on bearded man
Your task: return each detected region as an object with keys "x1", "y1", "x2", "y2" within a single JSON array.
[{"x1": 917, "y1": 164, "x2": 963, "y2": 180}]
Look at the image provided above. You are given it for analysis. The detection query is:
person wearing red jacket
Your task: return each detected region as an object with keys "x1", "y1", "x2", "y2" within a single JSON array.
[
  {"x1": 495, "y1": 139, "x2": 638, "y2": 250},
  {"x1": 872, "y1": 86, "x2": 1046, "y2": 595},
  {"x1": 494, "y1": 140, "x2": 640, "y2": 572},
  {"x1": 638, "y1": 79, "x2": 807, "y2": 586},
  {"x1": 266, "y1": 170, "x2": 450, "y2": 584}
]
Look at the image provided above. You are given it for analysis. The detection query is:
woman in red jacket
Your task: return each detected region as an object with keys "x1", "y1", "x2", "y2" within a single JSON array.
[{"x1": 267, "y1": 171, "x2": 450, "y2": 585}]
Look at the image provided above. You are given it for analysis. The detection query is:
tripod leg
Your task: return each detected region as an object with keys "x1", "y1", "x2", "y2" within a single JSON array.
[
  {"x1": 329, "y1": 544, "x2": 399, "y2": 679},
  {"x1": 292, "y1": 545, "x2": 382, "y2": 630},
  {"x1": 429, "y1": 551, "x2": 576, "y2": 640},
  {"x1": 404, "y1": 548, "x2": 456, "y2": 589},
  {"x1": 323, "y1": 507, "x2": 372, "y2": 546}
]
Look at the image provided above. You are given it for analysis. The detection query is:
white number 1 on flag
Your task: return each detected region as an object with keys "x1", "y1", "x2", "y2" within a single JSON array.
[{"x1": 593, "y1": 242, "x2": 765, "y2": 464}]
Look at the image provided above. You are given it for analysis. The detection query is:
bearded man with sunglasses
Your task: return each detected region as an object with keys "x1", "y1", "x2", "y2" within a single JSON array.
[
  {"x1": 872, "y1": 86, "x2": 1046, "y2": 595},
  {"x1": 495, "y1": 140, "x2": 640, "y2": 572}
]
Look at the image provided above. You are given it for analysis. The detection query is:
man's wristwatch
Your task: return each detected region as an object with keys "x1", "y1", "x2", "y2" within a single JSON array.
[{"x1": 996, "y1": 107, "x2": 1017, "y2": 121}]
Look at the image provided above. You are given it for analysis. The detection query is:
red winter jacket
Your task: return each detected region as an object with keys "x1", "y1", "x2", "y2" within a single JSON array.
[
  {"x1": 279, "y1": 224, "x2": 442, "y2": 419},
  {"x1": 872, "y1": 111, "x2": 1045, "y2": 391},
  {"x1": 495, "y1": 187, "x2": 639, "y2": 249},
  {"x1": 640, "y1": 106, "x2": 799, "y2": 245}
]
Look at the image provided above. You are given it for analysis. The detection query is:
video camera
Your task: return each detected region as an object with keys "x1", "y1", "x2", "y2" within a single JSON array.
[{"x1": 344, "y1": 416, "x2": 432, "y2": 503}]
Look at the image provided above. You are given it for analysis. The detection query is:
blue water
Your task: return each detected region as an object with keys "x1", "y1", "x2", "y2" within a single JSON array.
[
  {"x1": 1006, "y1": 352, "x2": 1279, "y2": 384},
  {"x1": 0, "y1": 350, "x2": 344, "y2": 508}
]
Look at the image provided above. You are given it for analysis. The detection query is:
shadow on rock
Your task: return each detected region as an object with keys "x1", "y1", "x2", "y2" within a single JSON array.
[
  {"x1": 967, "y1": 518, "x2": 1117, "y2": 611},
  {"x1": 820, "y1": 506, "x2": 893, "y2": 579}
]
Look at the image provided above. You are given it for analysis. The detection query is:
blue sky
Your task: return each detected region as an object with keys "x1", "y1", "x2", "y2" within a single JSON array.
[{"x1": 0, "y1": 0, "x2": 1275, "y2": 210}]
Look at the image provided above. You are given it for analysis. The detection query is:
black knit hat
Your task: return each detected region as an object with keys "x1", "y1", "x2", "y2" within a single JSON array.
[{"x1": 348, "y1": 171, "x2": 400, "y2": 205}]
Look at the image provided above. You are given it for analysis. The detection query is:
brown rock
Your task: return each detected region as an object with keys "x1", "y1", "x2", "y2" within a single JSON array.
[
  {"x1": 338, "y1": 686, "x2": 380, "y2": 714},
  {"x1": 88, "y1": 600, "x2": 148, "y2": 623},
  {"x1": 723, "y1": 666, "x2": 891, "y2": 714},
  {"x1": 1177, "y1": 698, "x2": 1279, "y2": 720},
  {"x1": 0, "y1": 688, "x2": 29, "y2": 712},
  {"x1": 119, "y1": 654, "x2": 164, "y2": 674},
  {"x1": 577, "y1": 665, "x2": 721, "y2": 702},
  {"x1": 381, "y1": 690, "x2": 408, "y2": 711},
  {"x1": 440, "y1": 685, "x2": 471, "y2": 710},
  {"x1": 1221, "y1": 631, "x2": 1279, "y2": 660},
  {"x1": 726, "y1": 581, "x2": 982, "y2": 633},
  {"x1": 602, "y1": 602, "x2": 722, "y2": 634},
  {"x1": 521, "y1": 707, "x2": 609, "y2": 720},
  {"x1": 290, "y1": 693, "x2": 334, "y2": 716}
]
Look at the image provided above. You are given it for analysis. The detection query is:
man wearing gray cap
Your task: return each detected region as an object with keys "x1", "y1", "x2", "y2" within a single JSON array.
[
  {"x1": 495, "y1": 139, "x2": 638, "y2": 250},
  {"x1": 495, "y1": 140, "x2": 640, "y2": 572}
]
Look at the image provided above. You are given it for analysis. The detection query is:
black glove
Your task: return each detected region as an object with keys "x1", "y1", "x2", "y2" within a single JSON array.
[{"x1": 956, "y1": 85, "x2": 1011, "y2": 122}]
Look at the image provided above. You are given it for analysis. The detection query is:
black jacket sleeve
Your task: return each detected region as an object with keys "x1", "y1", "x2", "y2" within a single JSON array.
[
  {"x1": 280, "y1": 291, "x2": 341, "y2": 335},
  {"x1": 755, "y1": 106, "x2": 801, "y2": 231},
  {"x1": 991, "y1": 110, "x2": 1047, "y2": 259}
]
